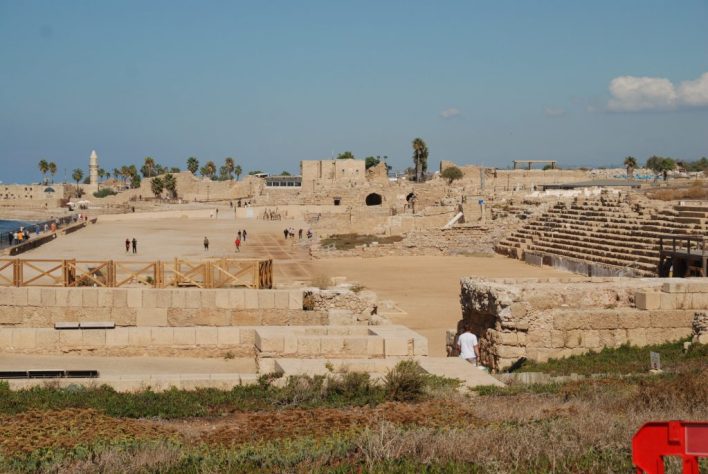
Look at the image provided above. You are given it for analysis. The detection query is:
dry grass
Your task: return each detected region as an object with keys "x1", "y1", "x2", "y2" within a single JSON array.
[{"x1": 647, "y1": 180, "x2": 708, "y2": 201}]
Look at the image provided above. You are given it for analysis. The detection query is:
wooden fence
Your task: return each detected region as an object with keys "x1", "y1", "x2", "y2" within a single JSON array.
[{"x1": 0, "y1": 258, "x2": 273, "y2": 289}]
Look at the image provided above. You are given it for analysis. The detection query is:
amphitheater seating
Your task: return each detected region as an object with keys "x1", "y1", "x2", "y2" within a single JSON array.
[{"x1": 496, "y1": 195, "x2": 708, "y2": 276}]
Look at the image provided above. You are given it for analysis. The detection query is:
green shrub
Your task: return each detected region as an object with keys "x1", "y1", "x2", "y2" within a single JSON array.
[
  {"x1": 383, "y1": 360, "x2": 427, "y2": 402},
  {"x1": 93, "y1": 187, "x2": 117, "y2": 198}
]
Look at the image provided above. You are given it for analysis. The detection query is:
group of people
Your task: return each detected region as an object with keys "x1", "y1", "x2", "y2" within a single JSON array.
[
  {"x1": 124, "y1": 237, "x2": 138, "y2": 254},
  {"x1": 202, "y1": 229, "x2": 248, "y2": 253},
  {"x1": 283, "y1": 227, "x2": 312, "y2": 240},
  {"x1": 6, "y1": 221, "x2": 58, "y2": 247}
]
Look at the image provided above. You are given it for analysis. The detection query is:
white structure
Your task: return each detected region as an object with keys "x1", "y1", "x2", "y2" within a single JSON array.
[{"x1": 89, "y1": 150, "x2": 99, "y2": 186}]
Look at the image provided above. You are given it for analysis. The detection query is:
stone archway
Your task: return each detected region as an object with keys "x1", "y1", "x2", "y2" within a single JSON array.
[{"x1": 365, "y1": 193, "x2": 383, "y2": 206}]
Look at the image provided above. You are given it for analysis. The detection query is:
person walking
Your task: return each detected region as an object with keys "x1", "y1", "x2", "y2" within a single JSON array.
[
  {"x1": 298, "y1": 228, "x2": 303, "y2": 239},
  {"x1": 283, "y1": 228, "x2": 288, "y2": 240},
  {"x1": 235, "y1": 237, "x2": 241, "y2": 252},
  {"x1": 131, "y1": 237, "x2": 137, "y2": 254},
  {"x1": 242, "y1": 229, "x2": 247, "y2": 242},
  {"x1": 237, "y1": 230, "x2": 242, "y2": 241},
  {"x1": 456, "y1": 323, "x2": 480, "y2": 366},
  {"x1": 203, "y1": 236, "x2": 209, "y2": 251},
  {"x1": 125, "y1": 238, "x2": 130, "y2": 253}
]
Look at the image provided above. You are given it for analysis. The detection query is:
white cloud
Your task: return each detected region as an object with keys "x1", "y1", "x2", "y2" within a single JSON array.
[
  {"x1": 607, "y1": 72, "x2": 708, "y2": 111},
  {"x1": 544, "y1": 106, "x2": 566, "y2": 117},
  {"x1": 439, "y1": 107, "x2": 461, "y2": 119}
]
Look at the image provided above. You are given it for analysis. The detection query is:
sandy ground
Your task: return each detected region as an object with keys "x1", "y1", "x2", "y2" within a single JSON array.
[
  {"x1": 314, "y1": 255, "x2": 573, "y2": 356},
  {"x1": 16, "y1": 209, "x2": 572, "y2": 357},
  {"x1": 0, "y1": 354, "x2": 256, "y2": 374}
]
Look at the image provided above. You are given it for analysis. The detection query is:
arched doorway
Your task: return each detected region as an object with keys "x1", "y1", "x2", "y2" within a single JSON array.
[{"x1": 365, "y1": 193, "x2": 382, "y2": 206}]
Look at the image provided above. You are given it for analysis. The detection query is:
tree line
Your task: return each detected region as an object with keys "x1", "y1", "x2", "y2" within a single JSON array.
[{"x1": 624, "y1": 155, "x2": 708, "y2": 178}]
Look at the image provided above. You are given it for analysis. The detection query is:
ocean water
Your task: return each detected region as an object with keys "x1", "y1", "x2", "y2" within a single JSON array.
[{"x1": 0, "y1": 219, "x2": 35, "y2": 235}]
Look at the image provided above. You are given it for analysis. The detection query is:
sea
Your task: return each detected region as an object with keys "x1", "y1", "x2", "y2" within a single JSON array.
[{"x1": 0, "y1": 219, "x2": 36, "y2": 235}]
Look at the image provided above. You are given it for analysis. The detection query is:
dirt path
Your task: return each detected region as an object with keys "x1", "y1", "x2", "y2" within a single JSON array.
[{"x1": 314, "y1": 255, "x2": 573, "y2": 356}]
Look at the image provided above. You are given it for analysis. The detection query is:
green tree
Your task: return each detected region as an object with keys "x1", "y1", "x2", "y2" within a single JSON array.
[
  {"x1": 224, "y1": 157, "x2": 235, "y2": 179},
  {"x1": 248, "y1": 170, "x2": 264, "y2": 175},
  {"x1": 364, "y1": 156, "x2": 380, "y2": 169},
  {"x1": 48, "y1": 162, "x2": 57, "y2": 184},
  {"x1": 336, "y1": 151, "x2": 355, "y2": 160},
  {"x1": 234, "y1": 165, "x2": 242, "y2": 181},
  {"x1": 280, "y1": 171, "x2": 291, "y2": 176},
  {"x1": 150, "y1": 176, "x2": 164, "y2": 198},
  {"x1": 141, "y1": 157, "x2": 156, "y2": 178},
  {"x1": 71, "y1": 168, "x2": 84, "y2": 196},
  {"x1": 624, "y1": 156, "x2": 637, "y2": 179},
  {"x1": 441, "y1": 165, "x2": 463, "y2": 184},
  {"x1": 163, "y1": 173, "x2": 177, "y2": 198},
  {"x1": 169, "y1": 167, "x2": 181, "y2": 173},
  {"x1": 98, "y1": 168, "x2": 106, "y2": 182},
  {"x1": 38, "y1": 160, "x2": 49, "y2": 184},
  {"x1": 412, "y1": 138, "x2": 428, "y2": 182},
  {"x1": 646, "y1": 156, "x2": 676, "y2": 179},
  {"x1": 186, "y1": 157, "x2": 199, "y2": 175}
]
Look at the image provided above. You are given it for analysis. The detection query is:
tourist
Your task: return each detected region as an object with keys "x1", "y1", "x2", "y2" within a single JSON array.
[
  {"x1": 43, "y1": 223, "x2": 48, "y2": 233},
  {"x1": 283, "y1": 228, "x2": 289, "y2": 240},
  {"x1": 7, "y1": 232, "x2": 13, "y2": 246},
  {"x1": 235, "y1": 237, "x2": 241, "y2": 252},
  {"x1": 203, "y1": 236, "x2": 209, "y2": 251},
  {"x1": 298, "y1": 228, "x2": 303, "y2": 239},
  {"x1": 131, "y1": 237, "x2": 137, "y2": 254},
  {"x1": 215, "y1": 208, "x2": 219, "y2": 217},
  {"x1": 242, "y1": 229, "x2": 247, "y2": 242},
  {"x1": 456, "y1": 323, "x2": 480, "y2": 366},
  {"x1": 125, "y1": 238, "x2": 130, "y2": 253},
  {"x1": 237, "y1": 230, "x2": 242, "y2": 241},
  {"x1": 307, "y1": 229, "x2": 313, "y2": 239}
]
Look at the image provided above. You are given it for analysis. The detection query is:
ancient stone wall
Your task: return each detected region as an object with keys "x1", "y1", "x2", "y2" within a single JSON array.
[{"x1": 458, "y1": 277, "x2": 706, "y2": 370}]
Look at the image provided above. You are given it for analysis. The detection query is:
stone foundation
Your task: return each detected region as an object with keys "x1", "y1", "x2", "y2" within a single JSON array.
[{"x1": 457, "y1": 277, "x2": 707, "y2": 370}]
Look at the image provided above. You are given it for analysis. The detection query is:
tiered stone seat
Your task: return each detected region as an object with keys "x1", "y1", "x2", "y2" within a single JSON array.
[{"x1": 496, "y1": 196, "x2": 707, "y2": 276}]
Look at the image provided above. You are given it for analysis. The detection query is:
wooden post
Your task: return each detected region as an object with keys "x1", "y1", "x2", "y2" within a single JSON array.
[{"x1": 13, "y1": 259, "x2": 21, "y2": 287}]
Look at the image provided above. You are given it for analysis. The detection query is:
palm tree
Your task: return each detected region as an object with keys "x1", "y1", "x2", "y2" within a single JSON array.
[
  {"x1": 98, "y1": 168, "x2": 106, "y2": 182},
  {"x1": 234, "y1": 165, "x2": 242, "y2": 181},
  {"x1": 624, "y1": 156, "x2": 637, "y2": 179},
  {"x1": 142, "y1": 157, "x2": 156, "y2": 178},
  {"x1": 71, "y1": 168, "x2": 84, "y2": 196},
  {"x1": 163, "y1": 173, "x2": 177, "y2": 198},
  {"x1": 204, "y1": 161, "x2": 217, "y2": 180},
  {"x1": 38, "y1": 160, "x2": 49, "y2": 184},
  {"x1": 412, "y1": 138, "x2": 428, "y2": 182},
  {"x1": 150, "y1": 176, "x2": 164, "y2": 198},
  {"x1": 186, "y1": 157, "x2": 199, "y2": 175},
  {"x1": 48, "y1": 162, "x2": 57, "y2": 184},
  {"x1": 224, "y1": 157, "x2": 235, "y2": 180}
]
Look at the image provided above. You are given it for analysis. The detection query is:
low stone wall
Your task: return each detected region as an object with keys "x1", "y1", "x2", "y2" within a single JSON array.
[
  {"x1": 458, "y1": 277, "x2": 705, "y2": 370},
  {"x1": 0, "y1": 287, "x2": 309, "y2": 328}
]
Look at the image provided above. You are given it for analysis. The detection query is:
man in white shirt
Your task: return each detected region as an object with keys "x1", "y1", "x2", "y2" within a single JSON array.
[{"x1": 457, "y1": 323, "x2": 480, "y2": 366}]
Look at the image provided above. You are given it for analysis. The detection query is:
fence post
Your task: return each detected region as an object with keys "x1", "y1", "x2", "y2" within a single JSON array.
[{"x1": 13, "y1": 259, "x2": 21, "y2": 287}]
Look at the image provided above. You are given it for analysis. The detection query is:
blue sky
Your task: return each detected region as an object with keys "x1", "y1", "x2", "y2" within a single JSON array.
[{"x1": 1, "y1": 0, "x2": 707, "y2": 183}]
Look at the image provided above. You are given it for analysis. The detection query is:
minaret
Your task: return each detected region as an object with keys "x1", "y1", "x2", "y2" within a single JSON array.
[{"x1": 89, "y1": 150, "x2": 99, "y2": 186}]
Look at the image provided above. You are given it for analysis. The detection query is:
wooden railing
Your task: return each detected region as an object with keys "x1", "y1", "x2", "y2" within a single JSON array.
[{"x1": 0, "y1": 258, "x2": 272, "y2": 289}]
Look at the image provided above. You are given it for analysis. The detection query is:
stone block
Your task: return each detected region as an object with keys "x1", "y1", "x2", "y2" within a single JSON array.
[
  {"x1": 690, "y1": 293, "x2": 708, "y2": 309},
  {"x1": 553, "y1": 313, "x2": 590, "y2": 330},
  {"x1": 283, "y1": 334, "x2": 298, "y2": 354},
  {"x1": 510, "y1": 302, "x2": 527, "y2": 318},
  {"x1": 297, "y1": 337, "x2": 321, "y2": 355},
  {"x1": 55, "y1": 322, "x2": 80, "y2": 329},
  {"x1": 155, "y1": 290, "x2": 170, "y2": 308},
  {"x1": 659, "y1": 293, "x2": 677, "y2": 310},
  {"x1": 173, "y1": 327, "x2": 196, "y2": 345},
  {"x1": 185, "y1": 290, "x2": 201, "y2": 308},
  {"x1": 328, "y1": 309, "x2": 355, "y2": 326},
  {"x1": 82, "y1": 329, "x2": 106, "y2": 346},
  {"x1": 496, "y1": 331, "x2": 519, "y2": 346},
  {"x1": 150, "y1": 327, "x2": 174, "y2": 345},
  {"x1": 11, "y1": 288, "x2": 28, "y2": 306},
  {"x1": 231, "y1": 310, "x2": 262, "y2": 326},
  {"x1": 581, "y1": 330, "x2": 600, "y2": 349},
  {"x1": 194, "y1": 308, "x2": 230, "y2": 326},
  {"x1": 110, "y1": 307, "x2": 137, "y2": 326},
  {"x1": 35, "y1": 328, "x2": 59, "y2": 348},
  {"x1": 128, "y1": 327, "x2": 152, "y2": 346},
  {"x1": 106, "y1": 329, "x2": 130, "y2": 346},
  {"x1": 613, "y1": 329, "x2": 628, "y2": 346},
  {"x1": 97, "y1": 289, "x2": 113, "y2": 307},
  {"x1": 217, "y1": 327, "x2": 241, "y2": 346},
  {"x1": 289, "y1": 290, "x2": 303, "y2": 310},
  {"x1": 564, "y1": 330, "x2": 582, "y2": 348},
  {"x1": 11, "y1": 328, "x2": 36, "y2": 348},
  {"x1": 136, "y1": 308, "x2": 168, "y2": 327},
  {"x1": 27, "y1": 287, "x2": 42, "y2": 306},
  {"x1": 54, "y1": 288, "x2": 69, "y2": 307},
  {"x1": 229, "y1": 290, "x2": 245, "y2": 309},
  {"x1": 626, "y1": 328, "x2": 647, "y2": 346},
  {"x1": 195, "y1": 326, "x2": 218, "y2": 346},
  {"x1": 255, "y1": 331, "x2": 284, "y2": 352},
  {"x1": 142, "y1": 289, "x2": 158, "y2": 308},
  {"x1": 82, "y1": 289, "x2": 98, "y2": 307},
  {"x1": 200, "y1": 290, "x2": 216, "y2": 308},
  {"x1": 649, "y1": 310, "x2": 693, "y2": 328},
  {"x1": 167, "y1": 308, "x2": 193, "y2": 326},
  {"x1": 112, "y1": 289, "x2": 128, "y2": 308},
  {"x1": 127, "y1": 289, "x2": 142, "y2": 308},
  {"x1": 239, "y1": 328, "x2": 256, "y2": 345},
  {"x1": 171, "y1": 290, "x2": 186, "y2": 308},
  {"x1": 261, "y1": 310, "x2": 289, "y2": 325},
  {"x1": 550, "y1": 330, "x2": 565, "y2": 348},
  {"x1": 686, "y1": 281, "x2": 708, "y2": 293},
  {"x1": 619, "y1": 312, "x2": 651, "y2": 329},
  {"x1": 0, "y1": 306, "x2": 23, "y2": 325},
  {"x1": 257, "y1": 291, "x2": 275, "y2": 309},
  {"x1": 59, "y1": 329, "x2": 84, "y2": 347},
  {"x1": 495, "y1": 345, "x2": 526, "y2": 359},
  {"x1": 215, "y1": 291, "x2": 231, "y2": 309},
  {"x1": 0, "y1": 329, "x2": 12, "y2": 347},
  {"x1": 384, "y1": 337, "x2": 409, "y2": 356},
  {"x1": 589, "y1": 313, "x2": 619, "y2": 330},
  {"x1": 274, "y1": 290, "x2": 289, "y2": 309},
  {"x1": 527, "y1": 330, "x2": 551, "y2": 348},
  {"x1": 320, "y1": 337, "x2": 344, "y2": 355},
  {"x1": 661, "y1": 282, "x2": 686, "y2": 294},
  {"x1": 635, "y1": 291, "x2": 660, "y2": 310},
  {"x1": 412, "y1": 337, "x2": 428, "y2": 356},
  {"x1": 244, "y1": 290, "x2": 259, "y2": 309},
  {"x1": 67, "y1": 288, "x2": 82, "y2": 307}
]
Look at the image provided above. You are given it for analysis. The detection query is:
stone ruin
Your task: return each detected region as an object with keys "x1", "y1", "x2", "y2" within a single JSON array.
[{"x1": 453, "y1": 277, "x2": 708, "y2": 371}]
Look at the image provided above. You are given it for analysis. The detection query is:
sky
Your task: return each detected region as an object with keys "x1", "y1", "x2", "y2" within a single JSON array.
[{"x1": 1, "y1": 0, "x2": 707, "y2": 184}]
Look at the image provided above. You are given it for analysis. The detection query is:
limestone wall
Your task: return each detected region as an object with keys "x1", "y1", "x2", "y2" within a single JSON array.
[
  {"x1": 0, "y1": 287, "x2": 313, "y2": 328},
  {"x1": 458, "y1": 277, "x2": 706, "y2": 370}
]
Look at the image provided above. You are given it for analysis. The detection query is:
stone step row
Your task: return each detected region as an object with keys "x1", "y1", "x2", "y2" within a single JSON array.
[
  {"x1": 526, "y1": 244, "x2": 656, "y2": 275},
  {"x1": 528, "y1": 238, "x2": 658, "y2": 267}
]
